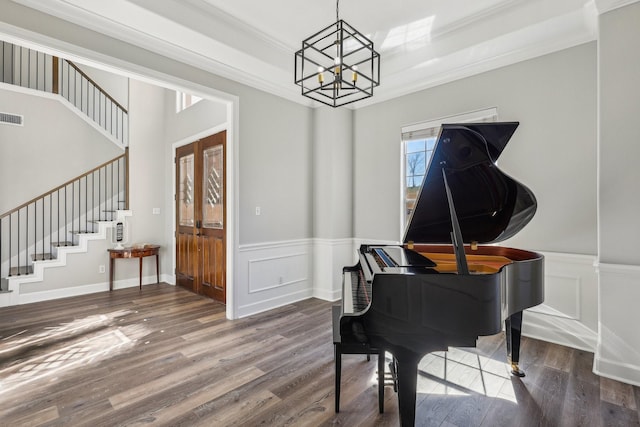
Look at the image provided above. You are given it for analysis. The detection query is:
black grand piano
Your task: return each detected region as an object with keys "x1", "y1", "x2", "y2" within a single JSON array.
[{"x1": 338, "y1": 122, "x2": 544, "y2": 426}]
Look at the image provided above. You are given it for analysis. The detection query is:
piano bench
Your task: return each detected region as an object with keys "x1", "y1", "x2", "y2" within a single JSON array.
[{"x1": 332, "y1": 305, "x2": 385, "y2": 414}]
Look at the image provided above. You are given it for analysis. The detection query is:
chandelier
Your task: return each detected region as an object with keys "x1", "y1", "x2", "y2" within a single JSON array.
[{"x1": 294, "y1": 0, "x2": 380, "y2": 108}]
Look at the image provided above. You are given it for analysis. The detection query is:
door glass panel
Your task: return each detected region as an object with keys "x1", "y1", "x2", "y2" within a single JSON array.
[
  {"x1": 203, "y1": 145, "x2": 223, "y2": 229},
  {"x1": 179, "y1": 153, "x2": 195, "y2": 226}
]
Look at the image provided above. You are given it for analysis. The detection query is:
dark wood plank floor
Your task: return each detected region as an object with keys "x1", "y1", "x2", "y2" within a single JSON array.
[{"x1": 1, "y1": 284, "x2": 639, "y2": 426}]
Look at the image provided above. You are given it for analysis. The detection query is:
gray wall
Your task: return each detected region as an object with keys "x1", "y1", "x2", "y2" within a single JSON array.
[
  {"x1": 124, "y1": 80, "x2": 170, "y2": 279},
  {"x1": 354, "y1": 42, "x2": 597, "y2": 255},
  {"x1": 598, "y1": 3, "x2": 640, "y2": 266},
  {"x1": 594, "y1": 1, "x2": 640, "y2": 386},
  {"x1": 313, "y1": 107, "x2": 353, "y2": 239},
  {"x1": 0, "y1": 88, "x2": 123, "y2": 214},
  {"x1": 234, "y1": 87, "x2": 312, "y2": 245}
]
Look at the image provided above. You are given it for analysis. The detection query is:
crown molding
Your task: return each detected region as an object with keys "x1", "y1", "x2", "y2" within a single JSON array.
[
  {"x1": 8, "y1": 0, "x2": 601, "y2": 110},
  {"x1": 594, "y1": 0, "x2": 640, "y2": 14}
]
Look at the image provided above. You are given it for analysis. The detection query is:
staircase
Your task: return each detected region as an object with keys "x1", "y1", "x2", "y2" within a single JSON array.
[
  {"x1": 0, "y1": 153, "x2": 129, "y2": 306},
  {"x1": 0, "y1": 40, "x2": 131, "y2": 306},
  {"x1": 1, "y1": 40, "x2": 128, "y2": 147}
]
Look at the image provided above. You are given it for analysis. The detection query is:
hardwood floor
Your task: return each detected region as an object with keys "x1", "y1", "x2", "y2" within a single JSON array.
[{"x1": 1, "y1": 284, "x2": 639, "y2": 426}]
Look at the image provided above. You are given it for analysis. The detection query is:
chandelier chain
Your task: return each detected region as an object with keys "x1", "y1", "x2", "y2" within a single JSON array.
[{"x1": 336, "y1": 0, "x2": 340, "y2": 22}]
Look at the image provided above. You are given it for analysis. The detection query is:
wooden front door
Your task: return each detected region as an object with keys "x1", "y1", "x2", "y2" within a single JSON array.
[{"x1": 175, "y1": 131, "x2": 226, "y2": 303}]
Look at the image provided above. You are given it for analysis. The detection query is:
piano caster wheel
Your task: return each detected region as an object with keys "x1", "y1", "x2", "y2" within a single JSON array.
[{"x1": 510, "y1": 363, "x2": 525, "y2": 377}]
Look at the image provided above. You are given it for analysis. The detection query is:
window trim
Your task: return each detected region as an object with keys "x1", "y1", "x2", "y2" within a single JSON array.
[{"x1": 175, "y1": 91, "x2": 203, "y2": 113}]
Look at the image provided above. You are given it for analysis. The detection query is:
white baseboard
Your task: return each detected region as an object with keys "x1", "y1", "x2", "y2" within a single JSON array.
[{"x1": 7, "y1": 274, "x2": 167, "y2": 306}]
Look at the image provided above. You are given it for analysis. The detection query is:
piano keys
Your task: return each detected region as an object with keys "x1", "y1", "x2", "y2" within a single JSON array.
[{"x1": 336, "y1": 122, "x2": 544, "y2": 427}]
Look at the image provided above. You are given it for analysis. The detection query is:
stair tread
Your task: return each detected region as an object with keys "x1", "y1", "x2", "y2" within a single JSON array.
[
  {"x1": 9, "y1": 266, "x2": 33, "y2": 276},
  {"x1": 32, "y1": 253, "x2": 55, "y2": 261},
  {"x1": 52, "y1": 241, "x2": 75, "y2": 247}
]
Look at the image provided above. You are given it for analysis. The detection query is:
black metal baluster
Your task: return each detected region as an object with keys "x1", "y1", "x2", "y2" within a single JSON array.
[
  {"x1": 73, "y1": 67, "x2": 77, "y2": 107},
  {"x1": 116, "y1": 105, "x2": 119, "y2": 140},
  {"x1": 49, "y1": 193, "x2": 52, "y2": 255},
  {"x1": 99, "y1": 168, "x2": 102, "y2": 221},
  {"x1": 71, "y1": 181, "x2": 75, "y2": 238},
  {"x1": 9, "y1": 215, "x2": 12, "y2": 275},
  {"x1": 85, "y1": 176, "x2": 88, "y2": 233},
  {"x1": 86, "y1": 79, "x2": 90, "y2": 120},
  {"x1": 18, "y1": 209, "x2": 24, "y2": 273},
  {"x1": 81, "y1": 74, "x2": 84, "y2": 116},
  {"x1": 28, "y1": 48, "x2": 31, "y2": 88},
  {"x1": 64, "y1": 185, "x2": 68, "y2": 245},
  {"x1": 117, "y1": 157, "x2": 120, "y2": 208},
  {"x1": 42, "y1": 196, "x2": 44, "y2": 259},
  {"x1": 11, "y1": 43, "x2": 15, "y2": 84},
  {"x1": 0, "y1": 218, "x2": 3, "y2": 279},
  {"x1": 104, "y1": 167, "x2": 107, "y2": 221},
  {"x1": 34, "y1": 200, "x2": 37, "y2": 261},
  {"x1": 110, "y1": 162, "x2": 114, "y2": 218},
  {"x1": 36, "y1": 50, "x2": 39, "y2": 90},
  {"x1": 57, "y1": 190, "x2": 60, "y2": 247},
  {"x1": 19, "y1": 46, "x2": 22, "y2": 86}
]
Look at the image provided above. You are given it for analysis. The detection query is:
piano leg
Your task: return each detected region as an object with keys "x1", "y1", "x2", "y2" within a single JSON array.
[
  {"x1": 505, "y1": 311, "x2": 525, "y2": 377},
  {"x1": 334, "y1": 343, "x2": 342, "y2": 412},
  {"x1": 393, "y1": 350, "x2": 422, "y2": 427},
  {"x1": 378, "y1": 350, "x2": 385, "y2": 413}
]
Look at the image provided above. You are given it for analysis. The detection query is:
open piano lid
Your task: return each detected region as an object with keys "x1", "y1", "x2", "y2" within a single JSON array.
[{"x1": 403, "y1": 122, "x2": 537, "y2": 245}]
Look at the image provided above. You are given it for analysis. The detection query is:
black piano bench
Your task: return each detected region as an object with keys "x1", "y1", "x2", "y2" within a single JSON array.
[{"x1": 332, "y1": 305, "x2": 385, "y2": 414}]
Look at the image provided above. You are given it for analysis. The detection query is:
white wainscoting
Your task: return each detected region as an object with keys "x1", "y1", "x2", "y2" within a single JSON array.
[
  {"x1": 312, "y1": 238, "x2": 357, "y2": 301},
  {"x1": 594, "y1": 262, "x2": 640, "y2": 387},
  {"x1": 523, "y1": 251, "x2": 598, "y2": 352},
  {"x1": 236, "y1": 239, "x2": 313, "y2": 318},
  {"x1": 235, "y1": 242, "x2": 604, "y2": 362}
]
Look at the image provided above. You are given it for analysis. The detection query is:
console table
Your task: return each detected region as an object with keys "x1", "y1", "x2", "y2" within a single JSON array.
[{"x1": 108, "y1": 245, "x2": 160, "y2": 291}]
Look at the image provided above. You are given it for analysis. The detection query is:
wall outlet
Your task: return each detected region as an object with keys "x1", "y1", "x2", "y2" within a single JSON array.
[
  {"x1": 98, "y1": 265, "x2": 105, "y2": 274},
  {"x1": 255, "y1": 206, "x2": 261, "y2": 215}
]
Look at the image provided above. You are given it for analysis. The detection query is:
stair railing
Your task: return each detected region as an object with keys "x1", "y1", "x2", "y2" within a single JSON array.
[
  {"x1": 60, "y1": 59, "x2": 129, "y2": 146},
  {"x1": 1, "y1": 40, "x2": 128, "y2": 146},
  {"x1": 0, "y1": 150, "x2": 128, "y2": 279}
]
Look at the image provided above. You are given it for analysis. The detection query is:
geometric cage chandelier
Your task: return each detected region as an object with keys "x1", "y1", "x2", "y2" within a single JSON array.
[{"x1": 294, "y1": 0, "x2": 380, "y2": 107}]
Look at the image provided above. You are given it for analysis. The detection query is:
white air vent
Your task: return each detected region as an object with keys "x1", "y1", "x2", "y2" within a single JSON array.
[{"x1": 0, "y1": 112, "x2": 24, "y2": 126}]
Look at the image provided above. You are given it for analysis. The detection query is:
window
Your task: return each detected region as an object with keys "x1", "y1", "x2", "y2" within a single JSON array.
[
  {"x1": 401, "y1": 108, "x2": 498, "y2": 228},
  {"x1": 175, "y1": 91, "x2": 202, "y2": 113}
]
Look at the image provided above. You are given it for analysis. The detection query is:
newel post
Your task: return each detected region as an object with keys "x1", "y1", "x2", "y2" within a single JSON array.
[{"x1": 52, "y1": 56, "x2": 59, "y2": 94}]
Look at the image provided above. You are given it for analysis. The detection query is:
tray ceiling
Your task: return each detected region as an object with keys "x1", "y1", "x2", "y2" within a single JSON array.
[{"x1": 9, "y1": 0, "x2": 636, "y2": 107}]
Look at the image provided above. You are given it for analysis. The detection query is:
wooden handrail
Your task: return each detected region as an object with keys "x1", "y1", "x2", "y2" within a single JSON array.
[
  {"x1": 65, "y1": 60, "x2": 128, "y2": 114},
  {"x1": 0, "y1": 149, "x2": 128, "y2": 219}
]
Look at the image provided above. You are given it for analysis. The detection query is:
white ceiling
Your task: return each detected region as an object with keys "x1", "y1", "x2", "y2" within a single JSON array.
[{"x1": 11, "y1": 0, "x2": 639, "y2": 107}]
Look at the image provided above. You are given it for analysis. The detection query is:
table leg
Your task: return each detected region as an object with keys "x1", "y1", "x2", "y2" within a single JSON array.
[
  {"x1": 109, "y1": 257, "x2": 115, "y2": 291},
  {"x1": 139, "y1": 256, "x2": 143, "y2": 290},
  {"x1": 156, "y1": 253, "x2": 160, "y2": 284}
]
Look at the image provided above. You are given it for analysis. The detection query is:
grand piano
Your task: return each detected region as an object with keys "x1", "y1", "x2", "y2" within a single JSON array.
[{"x1": 338, "y1": 122, "x2": 544, "y2": 426}]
